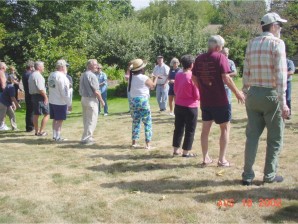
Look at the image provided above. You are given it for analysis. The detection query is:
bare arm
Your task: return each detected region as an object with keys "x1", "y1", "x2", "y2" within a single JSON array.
[
  {"x1": 0, "y1": 72, "x2": 6, "y2": 90},
  {"x1": 146, "y1": 76, "x2": 158, "y2": 90},
  {"x1": 10, "y1": 97, "x2": 21, "y2": 110},
  {"x1": 95, "y1": 90, "x2": 105, "y2": 107},
  {"x1": 39, "y1": 89, "x2": 48, "y2": 105},
  {"x1": 222, "y1": 73, "x2": 245, "y2": 104}
]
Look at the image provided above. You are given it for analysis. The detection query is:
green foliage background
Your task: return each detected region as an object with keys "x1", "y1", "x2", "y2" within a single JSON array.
[{"x1": 0, "y1": 0, "x2": 297, "y2": 93}]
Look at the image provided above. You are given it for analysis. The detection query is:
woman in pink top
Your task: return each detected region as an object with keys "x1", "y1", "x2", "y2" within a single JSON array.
[{"x1": 172, "y1": 55, "x2": 200, "y2": 157}]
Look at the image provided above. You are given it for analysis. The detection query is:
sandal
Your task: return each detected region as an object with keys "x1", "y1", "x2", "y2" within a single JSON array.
[
  {"x1": 200, "y1": 159, "x2": 213, "y2": 168},
  {"x1": 173, "y1": 152, "x2": 182, "y2": 156},
  {"x1": 182, "y1": 153, "x2": 197, "y2": 158},
  {"x1": 217, "y1": 160, "x2": 230, "y2": 167},
  {"x1": 36, "y1": 132, "x2": 47, "y2": 136}
]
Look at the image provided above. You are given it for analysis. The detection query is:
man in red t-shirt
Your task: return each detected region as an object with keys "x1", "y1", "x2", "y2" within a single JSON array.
[{"x1": 192, "y1": 35, "x2": 245, "y2": 167}]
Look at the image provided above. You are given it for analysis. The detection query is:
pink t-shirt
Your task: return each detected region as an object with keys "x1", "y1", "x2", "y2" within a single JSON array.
[
  {"x1": 174, "y1": 71, "x2": 200, "y2": 108},
  {"x1": 192, "y1": 51, "x2": 230, "y2": 107}
]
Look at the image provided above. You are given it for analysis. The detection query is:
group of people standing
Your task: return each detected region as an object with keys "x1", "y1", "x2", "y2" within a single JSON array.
[
  {"x1": 0, "y1": 12, "x2": 295, "y2": 185},
  {"x1": 127, "y1": 12, "x2": 295, "y2": 185}
]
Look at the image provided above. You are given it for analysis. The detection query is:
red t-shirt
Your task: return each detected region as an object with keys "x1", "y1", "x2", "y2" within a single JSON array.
[{"x1": 192, "y1": 51, "x2": 230, "y2": 107}]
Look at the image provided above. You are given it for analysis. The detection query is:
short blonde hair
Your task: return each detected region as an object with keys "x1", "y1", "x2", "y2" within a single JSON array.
[{"x1": 170, "y1": 57, "x2": 180, "y2": 67}]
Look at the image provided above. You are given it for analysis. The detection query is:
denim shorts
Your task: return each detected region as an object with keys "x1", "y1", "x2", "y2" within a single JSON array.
[
  {"x1": 31, "y1": 94, "x2": 49, "y2": 115},
  {"x1": 201, "y1": 104, "x2": 231, "y2": 124},
  {"x1": 49, "y1": 103, "x2": 67, "y2": 120}
]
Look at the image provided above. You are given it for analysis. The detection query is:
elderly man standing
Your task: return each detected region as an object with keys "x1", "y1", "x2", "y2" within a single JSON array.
[
  {"x1": 192, "y1": 35, "x2": 245, "y2": 167},
  {"x1": 48, "y1": 59, "x2": 71, "y2": 141},
  {"x1": 28, "y1": 61, "x2": 49, "y2": 136},
  {"x1": 22, "y1": 60, "x2": 35, "y2": 132},
  {"x1": 242, "y1": 13, "x2": 289, "y2": 185},
  {"x1": 152, "y1": 56, "x2": 170, "y2": 112},
  {"x1": 79, "y1": 59, "x2": 105, "y2": 145}
]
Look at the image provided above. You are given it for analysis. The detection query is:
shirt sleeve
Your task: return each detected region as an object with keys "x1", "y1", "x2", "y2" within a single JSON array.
[
  {"x1": 243, "y1": 44, "x2": 251, "y2": 89},
  {"x1": 273, "y1": 40, "x2": 287, "y2": 108},
  {"x1": 230, "y1": 60, "x2": 237, "y2": 73},
  {"x1": 57, "y1": 76, "x2": 71, "y2": 106},
  {"x1": 90, "y1": 74, "x2": 100, "y2": 92},
  {"x1": 288, "y1": 60, "x2": 295, "y2": 72}
]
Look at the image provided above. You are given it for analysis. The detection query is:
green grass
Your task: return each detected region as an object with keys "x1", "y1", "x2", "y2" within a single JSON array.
[{"x1": 0, "y1": 78, "x2": 297, "y2": 223}]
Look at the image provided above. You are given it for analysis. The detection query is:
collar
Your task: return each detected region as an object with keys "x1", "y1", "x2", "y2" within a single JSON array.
[{"x1": 261, "y1": 32, "x2": 275, "y2": 37}]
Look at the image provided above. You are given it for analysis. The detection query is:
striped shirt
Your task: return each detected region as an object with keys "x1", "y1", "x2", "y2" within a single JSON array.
[{"x1": 243, "y1": 32, "x2": 287, "y2": 107}]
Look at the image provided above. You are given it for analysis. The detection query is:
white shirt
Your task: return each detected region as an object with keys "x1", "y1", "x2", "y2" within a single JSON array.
[
  {"x1": 152, "y1": 63, "x2": 170, "y2": 85},
  {"x1": 48, "y1": 71, "x2": 71, "y2": 106},
  {"x1": 130, "y1": 74, "x2": 150, "y2": 98}
]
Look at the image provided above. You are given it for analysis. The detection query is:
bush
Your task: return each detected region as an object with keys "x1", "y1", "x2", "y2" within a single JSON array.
[
  {"x1": 104, "y1": 64, "x2": 125, "y2": 81},
  {"x1": 114, "y1": 80, "x2": 128, "y2": 98}
]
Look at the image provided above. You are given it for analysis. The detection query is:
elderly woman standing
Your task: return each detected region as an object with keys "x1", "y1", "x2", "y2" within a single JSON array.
[
  {"x1": 172, "y1": 55, "x2": 200, "y2": 157},
  {"x1": 129, "y1": 59, "x2": 158, "y2": 149},
  {"x1": 167, "y1": 57, "x2": 180, "y2": 116}
]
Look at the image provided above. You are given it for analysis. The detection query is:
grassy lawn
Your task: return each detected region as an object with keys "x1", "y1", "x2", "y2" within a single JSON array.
[{"x1": 0, "y1": 78, "x2": 297, "y2": 223}]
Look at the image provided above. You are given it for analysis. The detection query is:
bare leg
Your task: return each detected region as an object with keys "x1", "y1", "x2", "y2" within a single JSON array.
[
  {"x1": 201, "y1": 120, "x2": 213, "y2": 163},
  {"x1": 219, "y1": 122, "x2": 230, "y2": 163},
  {"x1": 33, "y1": 115, "x2": 39, "y2": 134},
  {"x1": 54, "y1": 120, "x2": 63, "y2": 139},
  {"x1": 39, "y1": 114, "x2": 49, "y2": 133},
  {"x1": 169, "y1": 95, "x2": 174, "y2": 113}
]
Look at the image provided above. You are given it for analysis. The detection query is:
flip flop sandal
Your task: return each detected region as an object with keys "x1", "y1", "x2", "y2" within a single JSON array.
[
  {"x1": 217, "y1": 160, "x2": 230, "y2": 167},
  {"x1": 200, "y1": 159, "x2": 213, "y2": 168},
  {"x1": 172, "y1": 152, "x2": 182, "y2": 156},
  {"x1": 182, "y1": 153, "x2": 197, "y2": 158}
]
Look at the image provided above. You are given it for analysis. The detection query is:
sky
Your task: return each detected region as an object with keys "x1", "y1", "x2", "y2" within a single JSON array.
[{"x1": 131, "y1": 0, "x2": 151, "y2": 10}]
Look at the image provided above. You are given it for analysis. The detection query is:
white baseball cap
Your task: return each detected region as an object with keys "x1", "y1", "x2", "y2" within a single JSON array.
[{"x1": 261, "y1": 12, "x2": 287, "y2": 26}]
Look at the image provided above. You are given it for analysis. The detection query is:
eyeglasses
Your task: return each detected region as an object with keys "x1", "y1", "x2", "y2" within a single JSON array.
[{"x1": 274, "y1": 22, "x2": 283, "y2": 28}]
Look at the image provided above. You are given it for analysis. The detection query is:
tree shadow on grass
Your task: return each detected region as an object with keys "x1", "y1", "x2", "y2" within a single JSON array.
[
  {"x1": 0, "y1": 138, "x2": 55, "y2": 145},
  {"x1": 100, "y1": 178, "x2": 240, "y2": 194},
  {"x1": 88, "y1": 161, "x2": 198, "y2": 174},
  {"x1": 193, "y1": 187, "x2": 298, "y2": 204},
  {"x1": 263, "y1": 204, "x2": 298, "y2": 223},
  {"x1": 58, "y1": 143, "x2": 131, "y2": 150},
  {"x1": 88, "y1": 151, "x2": 172, "y2": 160}
]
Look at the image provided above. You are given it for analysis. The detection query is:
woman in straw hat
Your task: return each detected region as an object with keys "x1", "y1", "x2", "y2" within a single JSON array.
[{"x1": 128, "y1": 58, "x2": 158, "y2": 149}]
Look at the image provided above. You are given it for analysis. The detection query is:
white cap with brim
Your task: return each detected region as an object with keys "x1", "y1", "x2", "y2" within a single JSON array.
[{"x1": 261, "y1": 12, "x2": 287, "y2": 26}]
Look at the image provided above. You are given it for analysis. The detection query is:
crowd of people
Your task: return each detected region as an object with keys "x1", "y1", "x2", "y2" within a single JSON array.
[{"x1": 0, "y1": 12, "x2": 296, "y2": 185}]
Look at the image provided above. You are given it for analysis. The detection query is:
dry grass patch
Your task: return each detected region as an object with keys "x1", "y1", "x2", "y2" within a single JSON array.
[{"x1": 0, "y1": 81, "x2": 298, "y2": 223}]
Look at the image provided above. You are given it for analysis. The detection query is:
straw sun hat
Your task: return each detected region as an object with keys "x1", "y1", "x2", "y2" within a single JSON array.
[{"x1": 129, "y1": 59, "x2": 147, "y2": 72}]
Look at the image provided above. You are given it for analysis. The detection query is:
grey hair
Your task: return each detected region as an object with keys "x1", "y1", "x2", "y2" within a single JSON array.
[
  {"x1": 208, "y1": 35, "x2": 225, "y2": 50},
  {"x1": 34, "y1": 61, "x2": 44, "y2": 70},
  {"x1": 26, "y1": 60, "x2": 34, "y2": 69},
  {"x1": 170, "y1": 57, "x2": 180, "y2": 67},
  {"x1": 87, "y1": 59, "x2": 98, "y2": 69},
  {"x1": 222, "y1": 47, "x2": 229, "y2": 54},
  {"x1": 0, "y1": 62, "x2": 7, "y2": 69}
]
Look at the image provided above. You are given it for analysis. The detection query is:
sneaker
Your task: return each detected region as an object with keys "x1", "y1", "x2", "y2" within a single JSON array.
[
  {"x1": 12, "y1": 128, "x2": 20, "y2": 131},
  {"x1": 242, "y1": 180, "x2": 253, "y2": 186},
  {"x1": 81, "y1": 139, "x2": 95, "y2": 145},
  {"x1": 169, "y1": 112, "x2": 175, "y2": 116},
  {"x1": 0, "y1": 125, "x2": 10, "y2": 131},
  {"x1": 264, "y1": 175, "x2": 284, "y2": 183},
  {"x1": 54, "y1": 137, "x2": 68, "y2": 142},
  {"x1": 104, "y1": 113, "x2": 108, "y2": 116}
]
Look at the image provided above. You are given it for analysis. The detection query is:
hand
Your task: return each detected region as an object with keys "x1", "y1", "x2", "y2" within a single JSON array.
[
  {"x1": 44, "y1": 97, "x2": 48, "y2": 105},
  {"x1": 100, "y1": 99, "x2": 105, "y2": 107},
  {"x1": 236, "y1": 91, "x2": 245, "y2": 104},
  {"x1": 68, "y1": 106, "x2": 72, "y2": 111},
  {"x1": 12, "y1": 105, "x2": 16, "y2": 110},
  {"x1": 282, "y1": 105, "x2": 290, "y2": 120},
  {"x1": 17, "y1": 103, "x2": 21, "y2": 109},
  {"x1": 163, "y1": 84, "x2": 167, "y2": 89}
]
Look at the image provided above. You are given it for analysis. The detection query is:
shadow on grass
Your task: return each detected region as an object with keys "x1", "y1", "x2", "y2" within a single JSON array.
[
  {"x1": 194, "y1": 187, "x2": 298, "y2": 204},
  {"x1": 100, "y1": 178, "x2": 240, "y2": 194},
  {"x1": 89, "y1": 152, "x2": 172, "y2": 161},
  {"x1": 58, "y1": 143, "x2": 130, "y2": 150},
  {"x1": 0, "y1": 138, "x2": 79, "y2": 145},
  {"x1": 88, "y1": 161, "x2": 197, "y2": 174},
  {"x1": 263, "y1": 204, "x2": 298, "y2": 223}
]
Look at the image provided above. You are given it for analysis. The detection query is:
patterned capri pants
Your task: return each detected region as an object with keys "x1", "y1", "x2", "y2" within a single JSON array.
[{"x1": 130, "y1": 96, "x2": 152, "y2": 142}]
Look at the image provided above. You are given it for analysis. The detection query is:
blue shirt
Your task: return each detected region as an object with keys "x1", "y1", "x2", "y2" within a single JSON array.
[
  {"x1": 0, "y1": 84, "x2": 15, "y2": 106},
  {"x1": 168, "y1": 68, "x2": 180, "y2": 85},
  {"x1": 287, "y1": 59, "x2": 295, "y2": 81},
  {"x1": 97, "y1": 72, "x2": 108, "y2": 93}
]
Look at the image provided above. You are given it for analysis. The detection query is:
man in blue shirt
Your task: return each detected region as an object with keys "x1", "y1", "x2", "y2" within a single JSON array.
[
  {"x1": 96, "y1": 64, "x2": 108, "y2": 116},
  {"x1": 0, "y1": 76, "x2": 21, "y2": 131}
]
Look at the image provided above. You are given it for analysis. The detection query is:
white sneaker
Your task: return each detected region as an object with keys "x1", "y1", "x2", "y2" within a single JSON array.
[
  {"x1": 169, "y1": 112, "x2": 175, "y2": 116},
  {"x1": 0, "y1": 125, "x2": 10, "y2": 131},
  {"x1": 104, "y1": 113, "x2": 108, "y2": 116}
]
